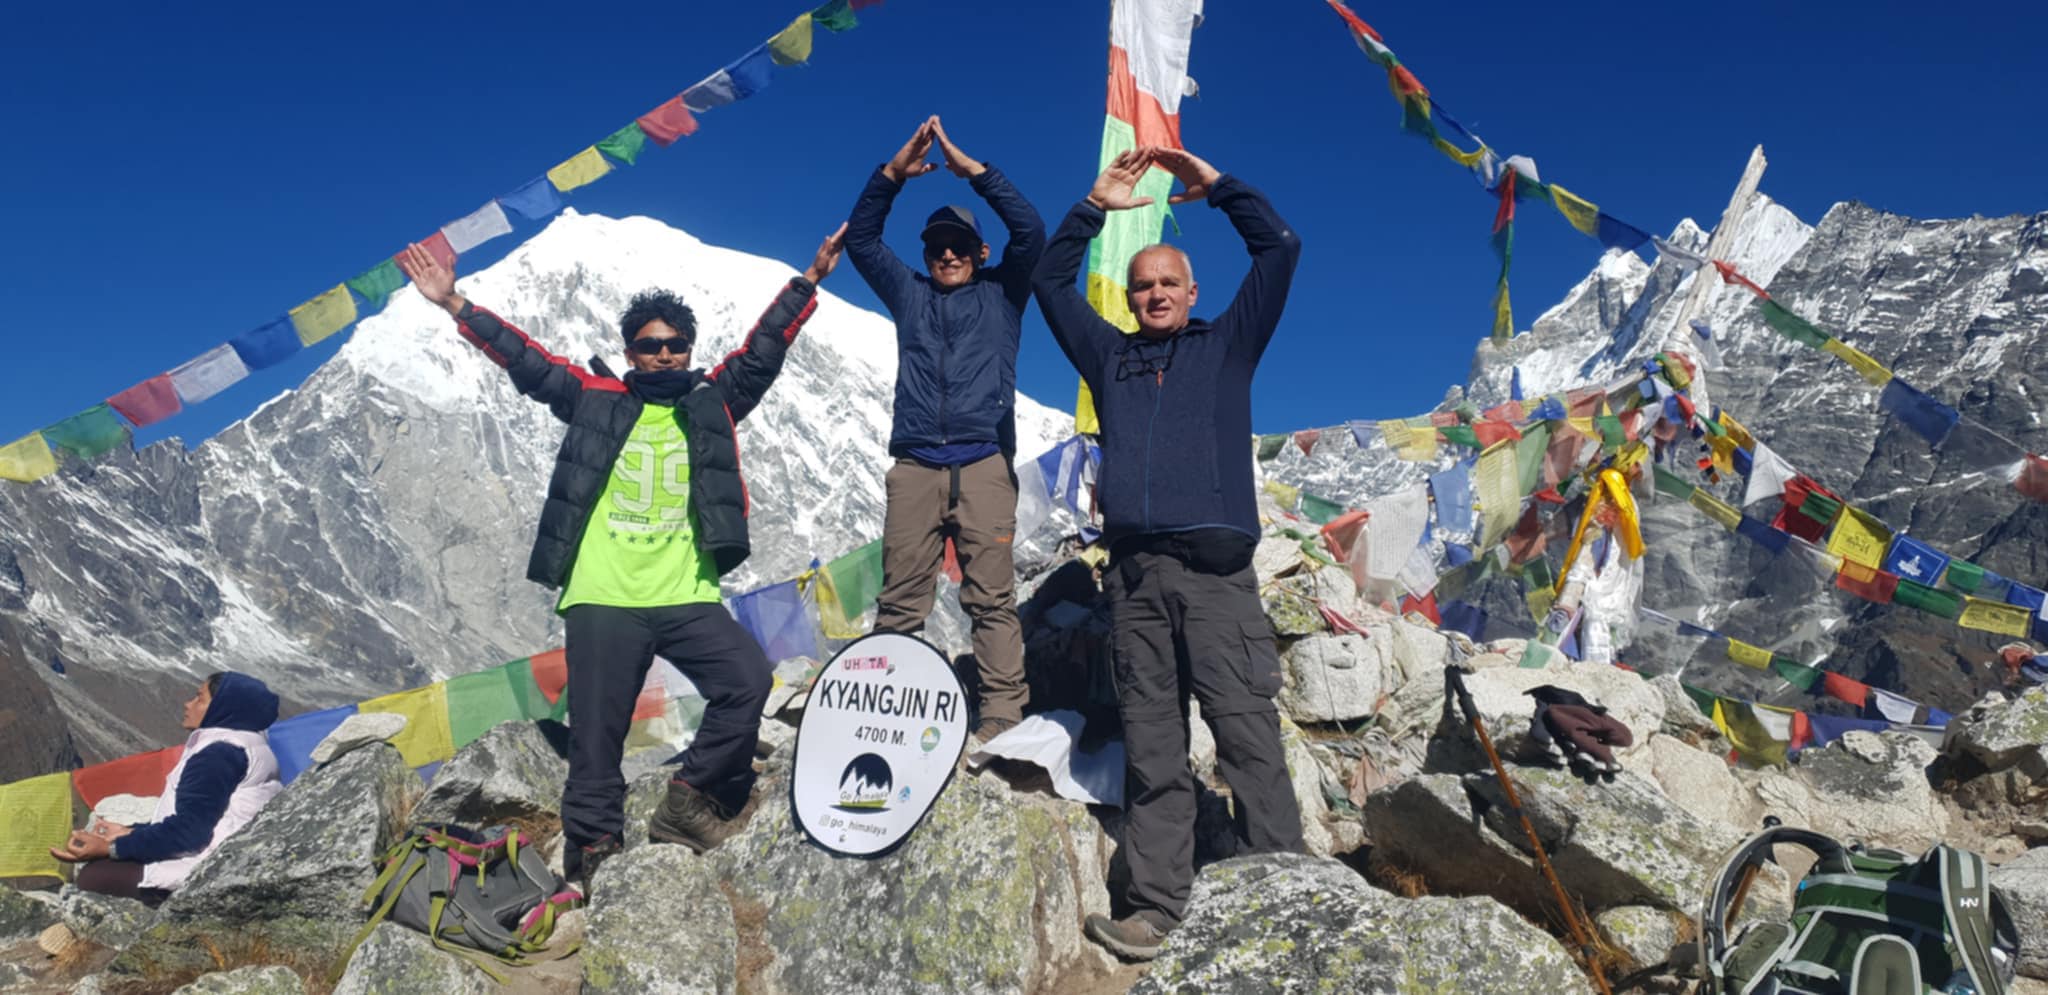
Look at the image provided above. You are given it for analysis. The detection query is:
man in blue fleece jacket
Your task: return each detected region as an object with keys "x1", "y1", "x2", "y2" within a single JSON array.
[
  {"x1": 1032, "y1": 146, "x2": 1305, "y2": 961},
  {"x1": 52, "y1": 672, "x2": 283, "y2": 905}
]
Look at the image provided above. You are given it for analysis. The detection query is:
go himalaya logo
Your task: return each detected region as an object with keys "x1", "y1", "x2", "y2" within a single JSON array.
[{"x1": 835, "y1": 754, "x2": 902, "y2": 812}]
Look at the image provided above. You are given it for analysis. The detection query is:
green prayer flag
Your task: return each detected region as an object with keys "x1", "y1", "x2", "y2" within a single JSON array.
[
  {"x1": 1256, "y1": 434, "x2": 1286, "y2": 461},
  {"x1": 1943, "y1": 559, "x2": 1985, "y2": 593},
  {"x1": 43, "y1": 404, "x2": 129, "y2": 460},
  {"x1": 446, "y1": 659, "x2": 557, "y2": 748},
  {"x1": 1698, "y1": 415, "x2": 1726, "y2": 438},
  {"x1": 1454, "y1": 402, "x2": 1479, "y2": 423},
  {"x1": 825, "y1": 539, "x2": 885, "y2": 621},
  {"x1": 1758, "y1": 299, "x2": 1831, "y2": 349},
  {"x1": 1894, "y1": 578, "x2": 1963, "y2": 620},
  {"x1": 1597, "y1": 413, "x2": 1626, "y2": 450},
  {"x1": 1653, "y1": 465, "x2": 1697, "y2": 499},
  {"x1": 1522, "y1": 556, "x2": 1554, "y2": 591},
  {"x1": 1800, "y1": 492, "x2": 1842, "y2": 527},
  {"x1": 347, "y1": 258, "x2": 407, "y2": 309},
  {"x1": 1681, "y1": 683, "x2": 1718, "y2": 716},
  {"x1": 597, "y1": 122, "x2": 648, "y2": 166},
  {"x1": 811, "y1": 0, "x2": 859, "y2": 31},
  {"x1": 1516, "y1": 422, "x2": 1551, "y2": 496},
  {"x1": 1439, "y1": 425, "x2": 1479, "y2": 449},
  {"x1": 1300, "y1": 493, "x2": 1345, "y2": 525},
  {"x1": 1770, "y1": 657, "x2": 1822, "y2": 692}
]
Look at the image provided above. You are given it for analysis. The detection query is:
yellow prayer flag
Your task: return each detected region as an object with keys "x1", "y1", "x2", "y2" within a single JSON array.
[
  {"x1": 767, "y1": 12, "x2": 814, "y2": 65},
  {"x1": 1430, "y1": 136, "x2": 1488, "y2": 168},
  {"x1": 1825, "y1": 507, "x2": 1891, "y2": 570},
  {"x1": 1086, "y1": 272, "x2": 1140, "y2": 333},
  {"x1": 1525, "y1": 585, "x2": 1556, "y2": 623},
  {"x1": 1959, "y1": 597, "x2": 2033, "y2": 637},
  {"x1": 1567, "y1": 417, "x2": 1595, "y2": 437},
  {"x1": 1820, "y1": 338, "x2": 1893, "y2": 386},
  {"x1": 1718, "y1": 412, "x2": 1757, "y2": 452},
  {"x1": 1380, "y1": 418, "x2": 1436, "y2": 462},
  {"x1": 359, "y1": 683, "x2": 455, "y2": 768},
  {"x1": 1548, "y1": 184, "x2": 1602, "y2": 238},
  {"x1": 815, "y1": 579, "x2": 866, "y2": 640},
  {"x1": 1713, "y1": 700, "x2": 1788, "y2": 766},
  {"x1": 0, "y1": 432, "x2": 59, "y2": 483},
  {"x1": 1707, "y1": 435, "x2": 1740, "y2": 475},
  {"x1": 289, "y1": 284, "x2": 358, "y2": 347},
  {"x1": 1689, "y1": 488, "x2": 1743, "y2": 531},
  {"x1": 1475, "y1": 440, "x2": 1519, "y2": 548},
  {"x1": 1490, "y1": 285, "x2": 1513, "y2": 343},
  {"x1": 1725, "y1": 638, "x2": 1772, "y2": 670},
  {"x1": 1074, "y1": 380, "x2": 1100, "y2": 436},
  {"x1": 0, "y1": 772, "x2": 77, "y2": 880},
  {"x1": 547, "y1": 146, "x2": 613, "y2": 193},
  {"x1": 1263, "y1": 480, "x2": 1301, "y2": 511}
]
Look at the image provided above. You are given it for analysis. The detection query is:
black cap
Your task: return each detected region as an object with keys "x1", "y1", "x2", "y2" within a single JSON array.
[{"x1": 920, "y1": 205, "x2": 983, "y2": 243}]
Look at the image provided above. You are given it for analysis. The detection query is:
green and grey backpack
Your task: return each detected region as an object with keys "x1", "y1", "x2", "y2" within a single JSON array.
[
  {"x1": 337, "y1": 823, "x2": 581, "y2": 982},
  {"x1": 1698, "y1": 825, "x2": 2020, "y2": 995}
]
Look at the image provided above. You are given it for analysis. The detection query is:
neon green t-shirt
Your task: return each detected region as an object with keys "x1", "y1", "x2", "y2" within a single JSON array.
[{"x1": 557, "y1": 403, "x2": 723, "y2": 612}]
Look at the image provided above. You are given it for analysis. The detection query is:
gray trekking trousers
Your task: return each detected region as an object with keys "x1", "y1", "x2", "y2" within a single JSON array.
[{"x1": 1104, "y1": 549, "x2": 1305, "y2": 929}]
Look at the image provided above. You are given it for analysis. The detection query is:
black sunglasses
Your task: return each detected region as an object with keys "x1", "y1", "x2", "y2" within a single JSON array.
[
  {"x1": 628, "y1": 337, "x2": 691, "y2": 356},
  {"x1": 923, "y1": 240, "x2": 980, "y2": 260}
]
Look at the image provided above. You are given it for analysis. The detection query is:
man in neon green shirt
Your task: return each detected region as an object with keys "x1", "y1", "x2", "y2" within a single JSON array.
[{"x1": 401, "y1": 224, "x2": 845, "y2": 891}]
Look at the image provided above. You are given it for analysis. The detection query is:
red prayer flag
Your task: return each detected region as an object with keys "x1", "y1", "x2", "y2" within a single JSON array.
[
  {"x1": 2016, "y1": 454, "x2": 2048, "y2": 503},
  {"x1": 1294, "y1": 429, "x2": 1321, "y2": 456},
  {"x1": 941, "y1": 537, "x2": 962, "y2": 583},
  {"x1": 1428, "y1": 411, "x2": 1460, "y2": 428},
  {"x1": 108, "y1": 373, "x2": 183, "y2": 428},
  {"x1": 1790, "y1": 711, "x2": 1813, "y2": 752},
  {"x1": 1319, "y1": 602, "x2": 1367, "y2": 636},
  {"x1": 1773, "y1": 476, "x2": 1840, "y2": 543},
  {"x1": 1389, "y1": 65, "x2": 1427, "y2": 100},
  {"x1": 1712, "y1": 259, "x2": 1770, "y2": 299},
  {"x1": 637, "y1": 95, "x2": 700, "y2": 145},
  {"x1": 1505, "y1": 504, "x2": 1547, "y2": 564},
  {"x1": 396, "y1": 231, "x2": 456, "y2": 274},
  {"x1": 1618, "y1": 410, "x2": 1642, "y2": 441},
  {"x1": 1320, "y1": 510, "x2": 1369, "y2": 564},
  {"x1": 72, "y1": 745, "x2": 185, "y2": 808},
  {"x1": 1483, "y1": 401, "x2": 1522, "y2": 423},
  {"x1": 1491, "y1": 174, "x2": 1515, "y2": 233},
  {"x1": 1567, "y1": 388, "x2": 1604, "y2": 419},
  {"x1": 1834, "y1": 561, "x2": 1900, "y2": 604},
  {"x1": 1474, "y1": 420, "x2": 1522, "y2": 447},
  {"x1": 1399, "y1": 591, "x2": 1441, "y2": 625},
  {"x1": 631, "y1": 685, "x2": 666, "y2": 721},
  {"x1": 530, "y1": 648, "x2": 568, "y2": 704},
  {"x1": 1821, "y1": 671, "x2": 1869, "y2": 708}
]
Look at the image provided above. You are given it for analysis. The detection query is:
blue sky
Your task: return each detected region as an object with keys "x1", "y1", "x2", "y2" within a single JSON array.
[{"x1": 3, "y1": 1, "x2": 2044, "y2": 453}]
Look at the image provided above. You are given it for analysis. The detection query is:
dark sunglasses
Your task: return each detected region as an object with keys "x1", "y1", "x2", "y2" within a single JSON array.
[
  {"x1": 628, "y1": 337, "x2": 691, "y2": 356},
  {"x1": 923, "y1": 240, "x2": 979, "y2": 261}
]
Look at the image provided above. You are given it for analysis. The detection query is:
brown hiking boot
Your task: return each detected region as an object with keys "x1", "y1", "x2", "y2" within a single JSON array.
[
  {"x1": 647, "y1": 780, "x2": 757, "y2": 853},
  {"x1": 571, "y1": 835, "x2": 622, "y2": 896},
  {"x1": 1085, "y1": 913, "x2": 1169, "y2": 961}
]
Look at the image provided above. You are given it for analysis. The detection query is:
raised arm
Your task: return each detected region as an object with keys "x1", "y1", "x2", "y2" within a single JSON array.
[
  {"x1": 710, "y1": 225, "x2": 845, "y2": 422},
  {"x1": 932, "y1": 119, "x2": 1045, "y2": 309},
  {"x1": 844, "y1": 120, "x2": 939, "y2": 316},
  {"x1": 1030, "y1": 150, "x2": 1158, "y2": 390},
  {"x1": 399, "y1": 242, "x2": 605, "y2": 423},
  {"x1": 1155, "y1": 149, "x2": 1302, "y2": 358}
]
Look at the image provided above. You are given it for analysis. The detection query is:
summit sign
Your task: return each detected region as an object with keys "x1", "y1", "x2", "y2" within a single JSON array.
[{"x1": 791, "y1": 632, "x2": 968, "y2": 856}]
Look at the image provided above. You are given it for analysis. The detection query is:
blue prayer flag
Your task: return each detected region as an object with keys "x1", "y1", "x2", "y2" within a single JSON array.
[
  {"x1": 267, "y1": 704, "x2": 357, "y2": 784},
  {"x1": 1430, "y1": 463, "x2": 1475, "y2": 534},
  {"x1": 730, "y1": 579, "x2": 819, "y2": 664},
  {"x1": 1926, "y1": 707, "x2": 1952, "y2": 727},
  {"x1": 1878, "y1": 379, "x2": 1959, "y2": 448},
  {"x1": 727, "y1": 44, "x2": 775, "y2": 98},
  {"x1": 499, "y1": 176, "x2": 563, "y2": 222},
  {"x1": 1443, "y1": 542, "x2": 1474, "y2": 567},
  {"x1": 231, "y1": 317, "x2": 302, "y2": 370},
  {"x1": 1510, "y1": 367, "x2": 1524, "y2": 401},
  {"x1": 1678, "y1": 620, "x2": 1721, "y2": 639},
  {"x1": 1882, "y1": 534, "x2": 1949, "y2": 585},
  {"x1": 683, "y1": 71, "x2": 739, "y2": 112},
  {"x1": 1532, "y1": 398, "x2": 1566, "y2": 421},
  {"x1": 2004, "y1": 582, "x2": 2045, "y2": 617},
  {"x1": 1595, "y1": 213, "x2": 1653, "y2": 257},
  {"x1": 1558, "y1": 625, "x2": 1582, "y2": 660},
  {"x1": 1347, "y1": 420, "x2": 1376, "y2": 448},
  {"x1": 1804, "y1": 713, "x2": 1889, "y2": 749},
  {"x1": 1439, "y1": 600, "x2": 1487, "y2": 640},
  {"x1": 1736, "y1": 516, "x2": 1790, "y2": 555}
]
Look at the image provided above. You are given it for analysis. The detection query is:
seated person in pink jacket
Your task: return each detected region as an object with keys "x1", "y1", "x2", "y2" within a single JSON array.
[{"x1": 51, "y1": 672, "x2": 282, "y2": 906}]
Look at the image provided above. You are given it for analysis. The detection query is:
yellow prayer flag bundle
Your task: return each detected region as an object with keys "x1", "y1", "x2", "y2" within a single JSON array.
[
  {"x1": 1825, "y1": 507, "x2": 1891, "y2": 570},
  {"x1": 1725, "y1": 638, "x2": 1772, "y2": 670},
  {"x1": 1820, "y1": 338, "x2": 1894, "y2": 386},
  {"x1": 359, "y1": 684, "x2": 456, "y2": 768},
  {"x1": 0, "y1": 772, "x2": 75, "y2": 880},
  {"x1": 548, "y1": 147, "x2": 613, "y2": 193},
  {"x1": 0, "y1": 433, "x2": 58, "y2": 483},
  {"x1": 1958, "y1": 597, "x2": 2033, "y2": 637},
  {"x1": 289, "y1": 284, "x2": 358, "y2": 347}
]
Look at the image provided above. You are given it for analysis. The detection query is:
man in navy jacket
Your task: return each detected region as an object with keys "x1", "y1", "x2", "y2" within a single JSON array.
[
  {"x1": 845, "y1": 116, "x2": 1044, "y2": 744},
  {"x1": 1032, "y1": 147, "x2": 1305, "y2": 961}
]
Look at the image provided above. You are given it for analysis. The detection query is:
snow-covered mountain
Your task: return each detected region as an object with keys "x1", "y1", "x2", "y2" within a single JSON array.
[
  {"x1": 0, "y1": 210, "x2": 1068, "y2": 774},
  {"x1": 1262, "y1": 156, "x2": 2048, "y2": 714}
]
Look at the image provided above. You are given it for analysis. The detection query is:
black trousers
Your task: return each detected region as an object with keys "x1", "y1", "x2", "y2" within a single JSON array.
[
  {"x1": 75, "y1": 859, "x2": 169, "y2": 907},
  {"x1": 1104, "y1": 550, "x2": 1305, "y2": 929},
  {"x1": 561, "y1": 603, "x2": 771, "y2": 850}
]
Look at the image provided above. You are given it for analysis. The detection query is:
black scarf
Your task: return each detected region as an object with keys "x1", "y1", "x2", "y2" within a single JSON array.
[{"x1": 625, "y1": 368, "x2": 698, "y2": 406}]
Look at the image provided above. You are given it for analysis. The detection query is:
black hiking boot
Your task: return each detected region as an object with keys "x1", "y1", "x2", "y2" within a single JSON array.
[
  {"x1": 1085, "y1": 913, "x2": 1169, "y2": 961},
  {"x1": 570, "y1": 835, "x2": 622, "y2": 897},
  {"x1": 647, "y1": 780, "x2": 757, "y2": 853}
]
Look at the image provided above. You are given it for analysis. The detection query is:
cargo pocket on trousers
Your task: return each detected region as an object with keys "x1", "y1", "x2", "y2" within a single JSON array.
[
  {"x1": 1187, "y1": 614, "x2": 1283, "y2": 714},
  {"x1": 1237, "y1": 618, "x2": 1284, "y2": 700}
]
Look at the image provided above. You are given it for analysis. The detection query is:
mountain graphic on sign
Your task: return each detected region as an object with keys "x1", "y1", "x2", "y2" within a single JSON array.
[{"x1": 835, "y1": 753, "x2": 893, "y2": 812}]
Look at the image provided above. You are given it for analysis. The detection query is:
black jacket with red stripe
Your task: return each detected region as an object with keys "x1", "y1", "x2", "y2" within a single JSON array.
[{"x1": 453, "y1": 277, "x2": 820, "y2": 588}]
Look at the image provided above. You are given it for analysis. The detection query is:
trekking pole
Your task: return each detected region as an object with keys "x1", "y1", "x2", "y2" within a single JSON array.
[{"x1": 1444, "y1": 666, "x2": 1615, "y2": 995}]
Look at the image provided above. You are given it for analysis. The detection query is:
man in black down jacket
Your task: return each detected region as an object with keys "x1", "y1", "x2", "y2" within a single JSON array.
[
  {"x1": 398, "y1": 225, "x2": 845, "y2": 891},
  {"x1": 1032, "y1": 147, "x2": 1305, "y2": 961},
  {"x1": 845, "y1": 116, "x2": 1044, "y2": 745}
]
